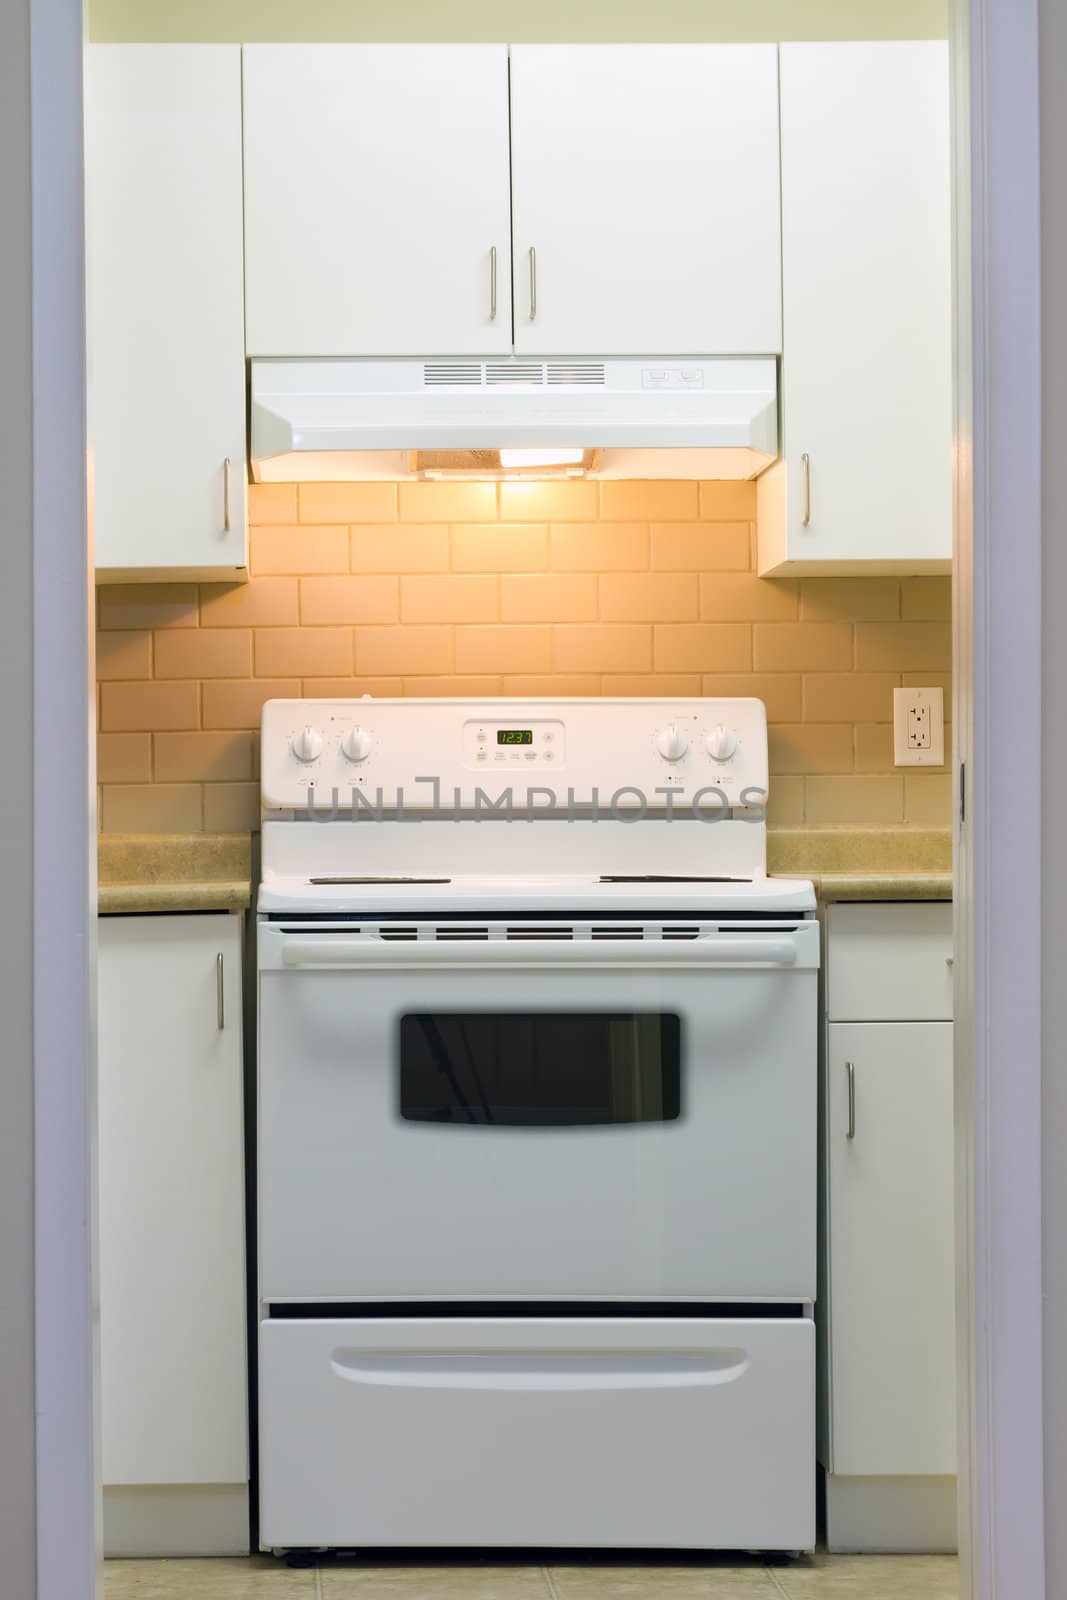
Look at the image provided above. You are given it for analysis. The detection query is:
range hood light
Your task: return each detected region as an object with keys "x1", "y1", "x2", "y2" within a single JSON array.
[{"x1": 498, "y1": 447, "x2": 587, "y2": 469}]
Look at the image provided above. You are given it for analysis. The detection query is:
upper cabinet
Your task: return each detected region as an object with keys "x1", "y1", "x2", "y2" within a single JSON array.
[
  {"x1": 88, "y1": 46, "x2": 248, "y2": 581},
  {"x1": 758, "y1": 42, "x2": 952, "y2": 573},
  {"x1": 243, "y1": 46, "x2": 513, "y2": 357},
  {"x1": 508, "y1": 46, "x2": 782, "y2": 356}
]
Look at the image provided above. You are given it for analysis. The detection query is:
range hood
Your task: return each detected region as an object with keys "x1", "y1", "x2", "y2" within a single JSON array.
[{"x1": 250, "y1": 357, "x2": 778, "y2": 482}]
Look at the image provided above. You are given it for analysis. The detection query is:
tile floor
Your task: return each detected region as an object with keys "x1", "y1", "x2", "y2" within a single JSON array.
[{"x1": 103, "y1": 1553, "x2": 960, "y2": 1600}]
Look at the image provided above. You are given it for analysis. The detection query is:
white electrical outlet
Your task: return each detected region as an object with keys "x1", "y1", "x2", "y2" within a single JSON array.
[{"x1": 893, "y1": 687, "x2": 945, "y2": 766}]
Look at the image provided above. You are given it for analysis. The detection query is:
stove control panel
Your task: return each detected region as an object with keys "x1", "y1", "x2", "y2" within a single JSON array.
[{"x1": 261, "y1": 698, "x2": 769, "y2": 812}]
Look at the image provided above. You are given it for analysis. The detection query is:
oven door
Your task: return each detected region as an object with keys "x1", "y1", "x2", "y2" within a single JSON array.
[{"x1": 257, "y1": 920, "x2": 819, "y2": 1302}]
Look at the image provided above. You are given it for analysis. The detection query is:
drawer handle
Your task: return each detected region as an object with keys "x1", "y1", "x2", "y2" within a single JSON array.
[
  {"x1": 801, "y1": 451, "x2": 812, "y2": 526},
  {"x1": 330, "y1": 1350, "x2": 750, "y2": 1391},
  {"x1": 846, "y1": 1060, "x2": 856, "y2": 1139},
  {"x1": 489, "y1": 244, "x2": 497, "y2": 321},
  {"x1": 216, "y1": 951, "x2": 225, "y2": 1031}
]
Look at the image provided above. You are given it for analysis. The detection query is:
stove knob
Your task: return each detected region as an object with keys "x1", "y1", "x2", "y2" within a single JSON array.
[
  {"x1": 341, "y1": 726, "x2": 373, "y2": 763},
  {"x1": 654, "y1": 725, "x2": 689, "y2": 761},
  {"x1": 291, "y1": 725, "x2": 323, "y2": 763},
  {"x1": 705, "y1": 726, "x2": 739, "y2": 762}
]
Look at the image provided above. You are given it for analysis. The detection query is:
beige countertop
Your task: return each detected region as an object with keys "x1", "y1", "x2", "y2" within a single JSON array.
[
  {"x1": 768, "y1": 827, "x2": 952, "y2": 902},
  {"x1": 98, "y1": 834, "x2": 252, "y2": 914}
]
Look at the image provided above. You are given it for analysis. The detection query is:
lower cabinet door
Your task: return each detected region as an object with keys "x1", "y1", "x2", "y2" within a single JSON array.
[
  {"x1": 98, "y1": 913, "x2": 248, "y2": 1487},
  {"x1": 828, "y1": 1022, "x2": 956, "y2": 1476},
  {"x1": 259, "y1": 1317, "x2": 815, "y2": 1551}
]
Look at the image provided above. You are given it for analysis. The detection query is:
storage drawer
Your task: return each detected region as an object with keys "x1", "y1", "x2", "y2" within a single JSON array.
[
  {"x1": 259, "y1": 1316, "x2": 815, "y2": 1551},
  {"x1": 827, "y1": 903, "x2": 952, "y2": 1021}
]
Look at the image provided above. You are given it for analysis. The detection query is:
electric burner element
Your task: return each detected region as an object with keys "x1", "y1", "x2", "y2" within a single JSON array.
[
  {"x1": 308, "y1": 876, "x2": 452, "y2": 885},
  {"x1": 599, "y1": 874, "x2": 751, "y2": 884}
]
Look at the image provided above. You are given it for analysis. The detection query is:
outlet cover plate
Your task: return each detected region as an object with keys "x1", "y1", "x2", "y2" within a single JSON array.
[{"x1": 893, "y1": 686, "x2": 945, "y2": 766}]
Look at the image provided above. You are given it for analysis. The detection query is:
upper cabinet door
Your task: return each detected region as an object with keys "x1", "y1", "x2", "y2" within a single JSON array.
[
  {"x1": 759, "y1": 43, "x2": 952, "y2": 572},
  {"x1": 88, "y1": 46, "x2": 247, "y2": 580},
  {"x1": 243, "y1": 45, "x2": 513, "y2": 357},
  {"x1": 509, "y1": 46, "x2": 782, "y2": 356}
]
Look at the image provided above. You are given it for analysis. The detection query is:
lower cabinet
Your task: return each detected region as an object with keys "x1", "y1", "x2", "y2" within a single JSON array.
[
  {"x1": 820, "y1": 903, "x2": 956, "y2": 1552},
  {"x1": 98, "y1": 913, "x2": 249, "y2": 1556}
]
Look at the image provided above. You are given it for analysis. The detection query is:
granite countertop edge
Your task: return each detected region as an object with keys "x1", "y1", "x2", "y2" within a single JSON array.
[{"x1": 97, "y1": 834, "x2": 252, "y2": 915}]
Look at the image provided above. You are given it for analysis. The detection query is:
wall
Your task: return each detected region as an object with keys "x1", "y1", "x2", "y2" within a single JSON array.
[
  {"x1": 96, "y1": 478, "x2": 952, "y2": 832},
  {"x1": 89, "y1": 0, "x2": 948, "y2": 43}
]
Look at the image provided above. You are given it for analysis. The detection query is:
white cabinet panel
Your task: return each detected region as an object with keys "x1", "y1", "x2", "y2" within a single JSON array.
[
  {"x1": 759, "y1": 43, "x2": 952, "y2": 572},
  {"x1": 243, "y1": 45, "x2": 513, "y2": 357},
  {"x1": 828, "y1": 902, "x2": 953, "y2": 1022},
  {"x1": 88, "y1": 46, "x2": 247, "y2": 580},
  {"x1": 98, "y1": 914, "x2": 247, "y2": 1488},
  {"x1": 827, "y1": 1021, "x2": 956, "y2": 1477},
  {"x1": 510, "y1": 46, "x2": 782, "y2": 356}
]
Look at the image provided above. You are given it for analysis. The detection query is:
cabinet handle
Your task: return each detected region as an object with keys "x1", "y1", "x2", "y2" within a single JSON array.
[
  {"x1": 528, "y1": 246, "x2": 537, "y2": 320},
  {"x1": 216, "y1": 952, "x2": 225, "y2": 1031},
  {"x1": 846, "y1": 1060, "x2": 856, "y2": 1139},
  {"x1": 223, "y1": 457, "x2": 232, "y2": 533},
  {"x1": 801, "y1": 452, "x2": 812, "y2": 527},
  {"x1": 489, "y1": 245, "x2": 497, "y2": 321}
]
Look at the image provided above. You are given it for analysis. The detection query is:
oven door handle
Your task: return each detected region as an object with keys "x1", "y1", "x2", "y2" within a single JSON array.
[{"x1": 278, "y1": 935, "x2": 801, "y2": 970}]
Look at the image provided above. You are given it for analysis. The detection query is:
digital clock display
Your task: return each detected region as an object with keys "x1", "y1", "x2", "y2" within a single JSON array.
[{"x1": 497, "y1": 729, "x2": 534, "y2": 745}]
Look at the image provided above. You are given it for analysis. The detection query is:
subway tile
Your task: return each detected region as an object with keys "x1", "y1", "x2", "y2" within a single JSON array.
[
  {"x1": 451, "y1": 524, "x2": 548, "y2": 572},
  {"x1": 153, "y1": 731, "x2": 255, "y2": 783},
  {"x1": 599, "y1": 481, "x2": 699, "y2": 521},
  {"x1": 501, "y1": 675, "x2": 602, "y2": 695},
  {"x1": 154, "y1": 628, "x2": 251, "y2": 679},
  {"x1": 803, "y1": 671, "x2": 900, "y2": 723},
  {"x1": 251, "y1": 524, "x2": 348, "y2": 576},
  {"x1": 766, "y1": 775, "x2": 806, "y2": 824},
  {"x1": 698, "y1": 480, "x2": 757, "y2": 519},
  {"x1": 549, "y1": 523, "x2": 649, "y2": 571},
  {"x1": 854, "y1": 621, "x2": 952, "y2": 671},
  {"x1": 97, "y1": 583, "x2": 198, "y2": 630},
  {"x1": 455, "y1": 626, "x2": 553, "y2": 675},
  {"x1": 902, "y1": 576, "x2": 953, "y2": 620},
  {"x1": 298, "y1": 482, "x2": 397, "y2": 523},
  {"x1": 501, "y1": 574, "x2": 597, "y2": 623},
  {"x1": 702, "y1": 673, "x2": 802, "y2": 723},
  {"x1": 805, "y1": 774, "x2": 905, "y2": 824},
  {"x1": 401, "y1": 574, "x2": 498, "y2": 623},
  {"x1": 200, "y1": 577, "x2": 299, "y2": 627},
  {"x1": 699, "y1": 573, "x2": 798, "y2": 621},
  {"x1": 253, "y1": 628, "x2": 352, "y2": 677},
  {"x1": 100, "y1": 783, "x2": 202, "y2": 834},
  {"x1": 299, "y1": 575, "x2": 398, "y2": 625},
  {"x1": 95, "y1": 629, "x2": 151, "y2": 681},
  {"x1": 101, "y1": 681, "x2": 199, "y2": 732},
  {"x1": 905, "y1": 772, "x2": 953, "y2": 824},
  {"x1": 854, "y1": 722, "x2": 897, "y2": 772},
  {"x1": 653, "y1": 623, "x2": 752, "y2": 673},
  {"x1": 599, "y1": 572, "x2": 698, "y2": 622},
  {"x1": 355, "y1": 626, "x2": 453, "y2": 676},
  {"x1": 602, "y1": 674, "x2": 702, "y2": 696},
  {"x1": 203, "y1": 781, "x2": 260, "y2": 833},
  {"x1": 202, "y1": 679, "x2": 300, "y2": 731},
  {"x1": 97, "y1": 732, "x2": 151, "y2": 784},
  {"x1": 800, "y1": 578, "x2": 900, "y2": 621},
  {"x1": 350, "y1": 525, "x2": 449, "y2": 573},
  {"x1": 397, "y1": 481, "x2": 496, "y2": 522},
  {"x1": 768, "y1": 724, "x2": 855, "y2": 774},
  {"x1": 650, "y1": 522, "x2": 751, "y2": 571},
  {"x1": 247, "y1": 482, "x2": 298, "y2": 525},
  {"x1": 554, "y1": 624, "x2": 652, "y2": 673},
  {"x1": 401, "y1": 676, "x2": 503, "y2": 697},
  {"x1": 498, "y1": 480, "x2": 599, "y2": 522},
  {"x1": 302, "y1": 677, "x2": 404, "y2": 698},
  {"x1": 753, "y1": 622, "x2": 852, "y2": 672}
]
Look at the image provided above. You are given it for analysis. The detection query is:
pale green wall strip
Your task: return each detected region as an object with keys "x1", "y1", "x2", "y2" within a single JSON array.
[{"x1": 90, "y1": 0, "x2": 948, "y2": 45}]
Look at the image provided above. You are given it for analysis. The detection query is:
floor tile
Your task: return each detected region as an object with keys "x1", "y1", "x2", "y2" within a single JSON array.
[
  {"x1": 320, "y1": 1559, "x2": 554, "y2": 1599},
  {"x1": 548, "y1": 1558, "x2": 783, "y2": 1598},
  {"x1": 770, "y1": 1553, "x2": 960, "y2": 1599},
  {"x1": 103, "y1": 1557, "x2": 316, "y2": 1599}
]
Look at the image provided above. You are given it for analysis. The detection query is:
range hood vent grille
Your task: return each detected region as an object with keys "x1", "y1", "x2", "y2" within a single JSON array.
[
  {"x1": 422, "y1": 362, "x2": 608, "y2": 389},
  {"x1": 547, "y1": 363, "x2": 606, "y2": 385},
  {"x1": 423, "y1": 363, "x2": 483, "y2": 385}
]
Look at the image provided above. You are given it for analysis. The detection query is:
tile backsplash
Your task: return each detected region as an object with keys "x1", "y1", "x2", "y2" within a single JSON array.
[{"x1": 95, "y1": 479, "x2": 952, "y2": 833}]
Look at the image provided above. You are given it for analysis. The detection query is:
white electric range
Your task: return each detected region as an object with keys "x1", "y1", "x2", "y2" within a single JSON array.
[{"x1": 256, "y1": 697, "x2": 818, "y2": 1555}]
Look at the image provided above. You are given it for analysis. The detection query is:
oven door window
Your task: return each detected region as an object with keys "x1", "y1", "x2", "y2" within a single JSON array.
[{"x1": 399, "y1": 1012, "x2": 681, "y2": 1127}]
